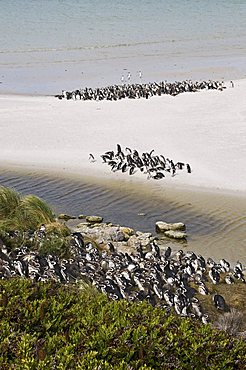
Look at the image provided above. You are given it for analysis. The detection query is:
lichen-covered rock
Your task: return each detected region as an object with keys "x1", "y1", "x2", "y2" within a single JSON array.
[
  {"x1": 78, "y1": 214, "x2": 86, "y2": 219},
  {"x1": 164, "y1": 230, "x2": 187, "y2": 239},
  {"x1": 119, "y1": 227, "x2": 135, "y2": 237},
  {"x1": 85, "y1": 215, "x2": 103, "y2": 223},
  {"x1": 155, "y1": 221, "x2": 186, "y2": 233},
  {"x1": 58, "y1": 213, "x2": 77, "y2": 221}
]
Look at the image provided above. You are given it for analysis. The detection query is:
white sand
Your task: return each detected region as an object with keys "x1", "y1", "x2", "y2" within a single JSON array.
[{"x1": 0, "y1": 80, "x2": 246, "y2": 195}]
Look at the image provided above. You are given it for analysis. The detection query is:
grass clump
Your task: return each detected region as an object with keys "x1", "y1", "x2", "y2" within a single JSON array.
[
  {"x1": 0, "y1": 186, "x2": 55, "y2": 232},
  {"x1": 0, "y1": 278, "x2": 246, "y2": 369},
  {"x1": 0, "y1": 186, "x2": 71, "y2": 256},
  {"x1": 13, "y1": 194, "x2": 55, "y2": 230},
  {"x1": 0, "y1": 186, "x2": 21, "y2": 219}
]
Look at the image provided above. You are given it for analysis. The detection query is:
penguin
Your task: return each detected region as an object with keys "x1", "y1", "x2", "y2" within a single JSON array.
[
  {"x1": 186, "y1": 164, "x2": 192, "y2": 173},
  {"x1": 213, "y1": 294, "x2": 226, "y2": 311},
  {"x1": 89, "y1": 153, "x2": 96, "y2": 162}
]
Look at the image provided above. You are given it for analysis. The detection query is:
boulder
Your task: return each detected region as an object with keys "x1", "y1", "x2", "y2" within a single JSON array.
[
  {"x1": 58, "y1": 213, "x2": 77, "y2": 221},
  {"x1": 155, "y1": 221, "x2": 186, "y2": 233},
  {"x1": 119, "y1": 227, "x2": 135, "y2": 237},
  {"x1": 85, "y1": 215, "x2": 103, "y2": 224},
  {"x1": 164, "y1": 230, "x2": 187, "y2": 240}
]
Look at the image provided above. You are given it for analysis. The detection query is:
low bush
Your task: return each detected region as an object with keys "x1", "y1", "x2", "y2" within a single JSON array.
[{"x1": 0, "y1": 278, "x2": 246, "y2": 369}]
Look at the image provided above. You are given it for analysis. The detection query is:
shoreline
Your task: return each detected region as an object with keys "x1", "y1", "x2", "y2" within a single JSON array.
[
  {"x1": 1, "y1": 162, "x2": 246, "y2": 265},
  {"x1": 1, "y1": 160, "x2": 246, "y2": 200},
  {"x1": 0, "y1": 76, "x2": 242, "y2": 99},
  {"x1": 1, "y1": 53, "x2": 246, "y2": 96},
  {"x1": 1, "y1": 79, "x2": 246, "y2": 195}
]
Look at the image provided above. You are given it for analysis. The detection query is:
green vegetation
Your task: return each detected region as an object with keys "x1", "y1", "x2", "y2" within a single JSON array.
[
  {"x1": 0, "y1": 278, "x2": 246, "y2": 369},
  {"x1": 190, "y1": 277, "x2": 246, "y2": 333},
  {"x1": 0, "y1": 186, "x2": 72, "y2": 257},
  {"x1": 0, "y1": 186, "x2": 55, "y2": 231},
  {"x1": 0, "y1": 185, "x2": 246, "y2": 368}
]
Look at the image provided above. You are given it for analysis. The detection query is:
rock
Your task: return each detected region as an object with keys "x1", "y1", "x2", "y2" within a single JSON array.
[
  {"x1": 136, "y1": 231, "x2": 152, "y2": 238},
  {"x1": 164, "y1": 230, "x2": 187, "y2": 239},
  {"x1": 119, "y1": 227, "x2": 135, "y2": 237},
  {"x1": 76, "y1": 222, "x2": 88, "y2": 230},
  {"x1": 78, "y1": 214, "x2": 86, "y2": 219},
  {"x1": 155, "y1": 221, "x2": 186, "y2": 233},
  {"x1": 85, "y1": 216, "x2": 103, "y2": 224},
  {"x1": 58, "y1": 213, "x2": 77, "y2": 221},
  {"x1": 127, "y1": 235, "x2": 141, "y2": 249},
  {"x1": 115, "y1": 231, "x2": 126, "y2": 242}
]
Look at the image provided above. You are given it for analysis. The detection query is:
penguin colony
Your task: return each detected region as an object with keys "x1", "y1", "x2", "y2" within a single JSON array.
[
  {"x1": 0, "y1": 225, "x2": 245, "y2": 325},
  {"x1": 56, "y1": 79, "x2": 225, "y2": 101},
  {"x1": 90, "y1": 144, "x2": 192, "y2": 179}
]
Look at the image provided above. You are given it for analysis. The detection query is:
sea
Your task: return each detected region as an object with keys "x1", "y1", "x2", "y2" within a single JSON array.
[
  {"x1": 1, "y1": 0, "x2": 246, "y2": 94},
  {"x1": 0, "y1": 0, "x2": 246, "y2": 263}
]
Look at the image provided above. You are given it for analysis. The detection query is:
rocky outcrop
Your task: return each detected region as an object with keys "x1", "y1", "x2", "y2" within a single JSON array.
[
  {"x1": 155, "y1": 221, "x2": 186, "y2": 240},
  {"x1": 73, "y1": 221, "x2": 156, "y2": 253}
]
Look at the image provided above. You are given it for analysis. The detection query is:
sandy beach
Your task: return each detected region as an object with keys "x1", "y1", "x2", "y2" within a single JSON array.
[
  {"x1": 0, "y1": 79, "x2": 246, "y2": 264},
  {"x1": 0, "y1": 79, "x2": 246, "y2": 195}
]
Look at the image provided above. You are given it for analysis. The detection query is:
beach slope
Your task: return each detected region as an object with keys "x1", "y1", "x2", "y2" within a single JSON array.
[{"x1": 0, "y1": 80, "x2": 246, "y2": 194}]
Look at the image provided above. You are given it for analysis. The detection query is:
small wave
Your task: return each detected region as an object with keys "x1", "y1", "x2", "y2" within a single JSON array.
[
  {"x1": 0, "y1": 169, "x2": 245, "y2": 263},
  {"x1": 0, "y1": 38, "x2": 194, "y2": 55}
]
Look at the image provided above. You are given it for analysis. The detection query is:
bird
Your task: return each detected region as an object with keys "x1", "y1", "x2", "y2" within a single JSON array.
[
  {"x1": 186, "y1": 164, "x2": 192, "y2": 173},
  {"x1": 213, "y1": 294, "x2": 226, "y2": 311},
  {"x1": 225, "y1": 275, "x2": 234, "y2": 284},
  {"x1": 89, "y1": 153, "x2": 96, "y2": 162},
  {"x1": 209, "y1": 267, "x2": 220, "y2": 284}
]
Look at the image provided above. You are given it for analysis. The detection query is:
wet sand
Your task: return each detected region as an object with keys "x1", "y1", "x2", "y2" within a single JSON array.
[{"x1": 0, "y1": 167, "x2": 245, "y2": 265}]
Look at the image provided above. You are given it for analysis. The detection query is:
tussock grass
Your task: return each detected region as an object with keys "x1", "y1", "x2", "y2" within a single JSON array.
[
  {"x1": 0, "y1": 186, "x2": 21, "y2": 219},
  {"x1": 0, "y1": 187, "x2": 55, "y2": 231},
  {"x1": 14, "y1": 194, "x2": 55, "y2": 230}
]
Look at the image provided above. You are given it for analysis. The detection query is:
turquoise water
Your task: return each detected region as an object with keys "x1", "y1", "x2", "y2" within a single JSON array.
[{"x1": 1, "y1": 0, "x2": 246, "y2": 93}]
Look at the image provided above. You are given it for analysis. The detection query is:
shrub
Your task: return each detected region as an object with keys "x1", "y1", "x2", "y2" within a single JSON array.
[{"x1": 0, "y1": 278, "x2": 246, "y2": 369}]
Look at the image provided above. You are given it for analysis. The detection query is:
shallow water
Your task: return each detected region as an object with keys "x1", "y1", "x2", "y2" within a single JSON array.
[
  {"x1": 1, "y1": 0, "x2": 246, "y2": 94},
  {"x1": 0, "y1": 168, "x2": 245, "y2": 265}
]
